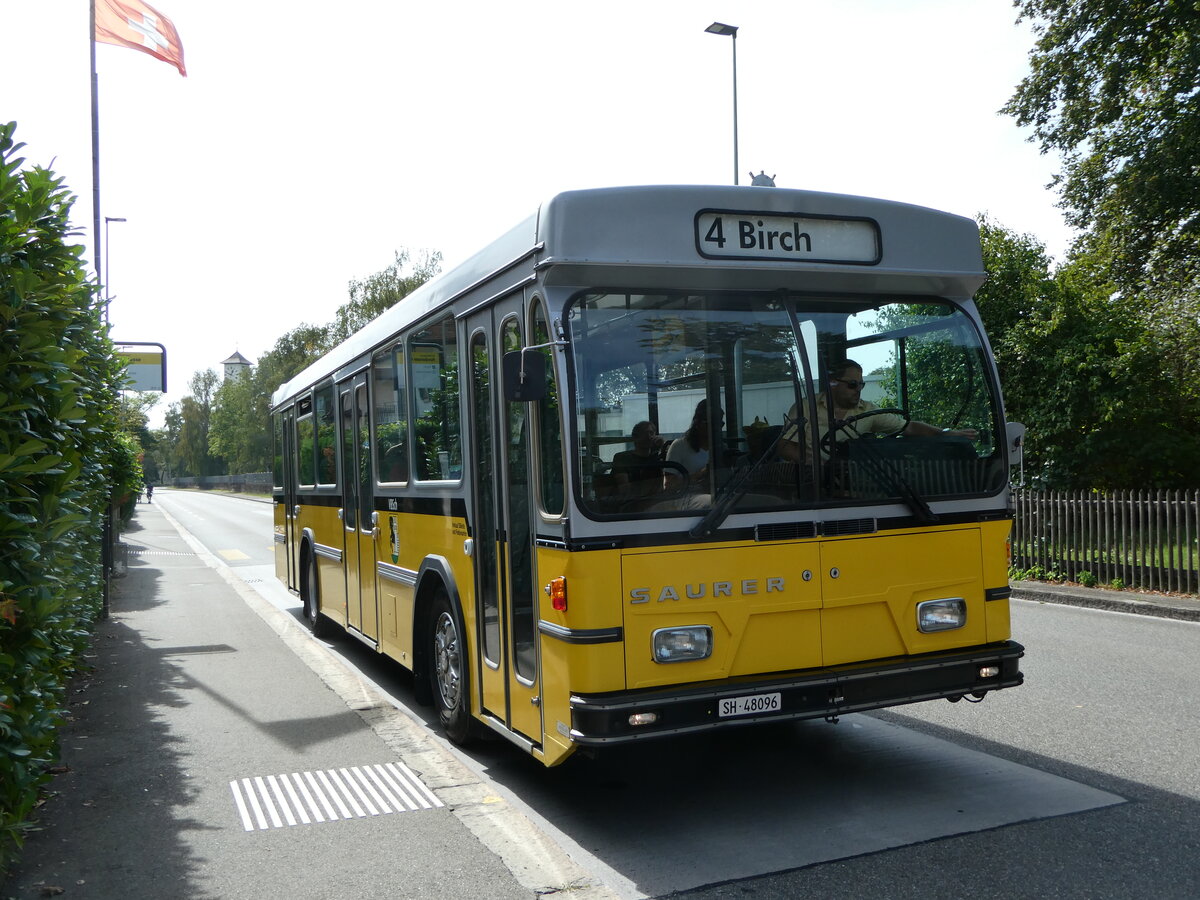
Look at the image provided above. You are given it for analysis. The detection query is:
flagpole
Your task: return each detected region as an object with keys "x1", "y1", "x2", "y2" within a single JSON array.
[{"x1": 90, "y1": 0, "x2": 102, "y2": 292}]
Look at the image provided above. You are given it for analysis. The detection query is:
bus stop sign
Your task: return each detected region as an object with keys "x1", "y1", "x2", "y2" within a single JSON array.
[{"x1": 116, "y1": 342, "x2": 167, "y2": 392}]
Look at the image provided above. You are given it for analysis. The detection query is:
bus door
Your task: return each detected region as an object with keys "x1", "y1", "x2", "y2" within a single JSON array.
[
  {"x1": 341, "y1": 375, "x2": 379, "y2": 642},
  {"x1": 467, "y1": 306, "x2": 542, "y2": 745},
  {"x1": 280, "y1": 409, "x2": 299, "y2": 590}
]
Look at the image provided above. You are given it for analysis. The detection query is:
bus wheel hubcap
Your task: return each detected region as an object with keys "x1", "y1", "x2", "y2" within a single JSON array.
[{"x1": 433, "y1": 612, "x2": 460, "y2": 708}]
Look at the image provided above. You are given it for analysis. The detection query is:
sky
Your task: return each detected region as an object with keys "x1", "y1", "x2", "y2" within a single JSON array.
[{"x1": 2, "y1": 1, "x2": 1072, "y2": 427}]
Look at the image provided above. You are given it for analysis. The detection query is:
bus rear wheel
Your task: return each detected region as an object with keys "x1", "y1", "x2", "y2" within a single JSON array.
[{"x1": 429, "y1": 589, "x2": 472, "y2": 745}]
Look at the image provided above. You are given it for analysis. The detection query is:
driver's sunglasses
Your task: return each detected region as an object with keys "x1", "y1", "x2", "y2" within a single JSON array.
[{"x1": 835, "y1": 378, "x2": 867, "y2": 390}]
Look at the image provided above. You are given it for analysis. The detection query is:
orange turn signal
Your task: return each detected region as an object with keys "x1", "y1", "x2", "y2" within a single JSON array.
[{"x1": 547, "y1": 576, "x2": 567, "y2": 612}]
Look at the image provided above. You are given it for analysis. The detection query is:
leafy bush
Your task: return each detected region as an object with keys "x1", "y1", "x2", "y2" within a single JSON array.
[{"x1": 0, "y1": 122, "x2": 126, "y2": 871}]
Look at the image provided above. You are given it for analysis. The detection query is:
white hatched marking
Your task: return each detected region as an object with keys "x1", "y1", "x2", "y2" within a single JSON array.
[
  {"x1": 303, "y1": 770, "x2": 336, "y2": 821},
  {"x1": 293, "y1": 772, "x2": 326, "y2": 822},
  {"x1": 348, "y1": 766, "x2": 387, "y2": 814},
  {"x1": 230, "y1": 764, "x2": 443, "y2": 831},
  {"x1": 330, "y1": 767, "x2": 371, "y2": 817},
  {"x1": 267, "y1": 775, "x2": 297, "y2": 826},
  {"x1": 365, "y1": 765, "x2": 410, "y2": 812},
  {"x1": 280, "y1": 774, "x2": 310, "y2": 824},
  {"x1": 390, "y1": 760, "x2": 440, "y2": 808},
  {"x1": 316, "y1": 768, "x2": 354, "y2": 819},
  {"x1": 376, "y1": 763, "x2": 420, "y2": 811}
]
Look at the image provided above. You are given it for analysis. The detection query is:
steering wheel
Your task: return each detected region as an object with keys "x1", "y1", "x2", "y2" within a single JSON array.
[{"x1": 821, "y1": 407, "x2": 910, "y2": 457}]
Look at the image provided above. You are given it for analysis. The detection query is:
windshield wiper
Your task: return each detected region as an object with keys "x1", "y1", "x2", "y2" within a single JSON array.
[
  {"x1": 689, "y1": 417, "x2": 794, "y2": 539},
  {"x1": 831, "y1": 415, "x2": 939, "y2": 525}
]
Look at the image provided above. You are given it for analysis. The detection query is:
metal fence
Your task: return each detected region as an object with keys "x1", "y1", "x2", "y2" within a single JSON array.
[{"x1": 1012, "y1": 489, "x2": 1199, "y2": 594}]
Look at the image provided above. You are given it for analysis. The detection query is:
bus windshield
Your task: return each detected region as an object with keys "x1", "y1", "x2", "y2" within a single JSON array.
[{"x1": 569, "y1": 291, "x2": 1007, "y2": 519}]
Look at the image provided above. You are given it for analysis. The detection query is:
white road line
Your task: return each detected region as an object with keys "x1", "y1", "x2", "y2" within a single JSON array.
[
  {"x1": 230, "y1": 780, "x2": 255, "y2": 832},
  {"x1": 365, "y1": 764, "x2": 412, "y2": 812},
  {"x1": 290, "y1": 773, "x2": 322, "y2": 823},
  {"x1": 254, "y1": 776, "x2": 283, "y2": 828},
  {"x1": 320, "y1": 768, "x2": 360, "y2": 818},
  {"x1": 242, "y1": 777, "x2": 268, "y2": 830},
  {"x1": 280, "y1": 774, "x2": 311, "y2": 824},
  {"x1": 337, "y1": 767, "x2": 378, "y2": 816},
  {"x1": 267, "y1": 775, "x2": 297, "y2": 826},
  {"x1": 376, "y1": 763, "x2": 421, "y2": 811},
  {"x1": 389, "y1": 760, "x2": 441, "y2": 809}
]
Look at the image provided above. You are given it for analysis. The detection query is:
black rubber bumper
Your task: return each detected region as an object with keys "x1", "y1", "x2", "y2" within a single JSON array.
[{"x1": 570, "y1": 640, "x2": 1024, "y2": 744}]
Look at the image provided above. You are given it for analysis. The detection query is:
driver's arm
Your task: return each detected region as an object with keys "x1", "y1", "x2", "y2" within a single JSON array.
[{"x1": 902, "y1": 420, "x2": 978, "y2": 439}]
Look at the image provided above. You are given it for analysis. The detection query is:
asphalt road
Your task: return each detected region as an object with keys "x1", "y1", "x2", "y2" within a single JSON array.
[{"x1": 18, "y1": 489, "x2": 1196, "y2": 899}]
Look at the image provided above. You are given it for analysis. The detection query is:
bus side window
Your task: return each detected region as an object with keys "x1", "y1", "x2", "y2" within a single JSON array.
[
  {"x1": 315, "y1": 384, "x2": 337, "y2": 486},
  {"x1": 373, "y1": 344, "x2": 408, "y2": 483},
  {"x1": 297, "y1": 410, "x2": 316, "y2": 486},
  {"x1": 411, "y1": 314, "x2": 462, "y2": 481},
  {"x1": 272, "y1": 414, "x2": 284, "y2": 490}
]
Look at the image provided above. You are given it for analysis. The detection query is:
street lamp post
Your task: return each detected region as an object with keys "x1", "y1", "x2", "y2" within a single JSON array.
[
  {"x1": 103, "y1": 216, "x2": 126, "y2": 324},
  {"x1": 705, "y1": 22, "x2": 739, "y2": 185}
]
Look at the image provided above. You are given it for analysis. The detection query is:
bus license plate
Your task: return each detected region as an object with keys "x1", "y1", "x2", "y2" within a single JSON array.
[{"x1": 719, "y1": 692, "x2": 781, "y2": 718}]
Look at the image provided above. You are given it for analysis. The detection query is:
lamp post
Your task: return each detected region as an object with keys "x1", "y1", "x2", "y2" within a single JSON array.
[
  {"x1": 103, "y1": 216, "x2": 126, "y2": 324},
  {"x1": 705, "y1": 22, "x2": 739, "y2": 185}
]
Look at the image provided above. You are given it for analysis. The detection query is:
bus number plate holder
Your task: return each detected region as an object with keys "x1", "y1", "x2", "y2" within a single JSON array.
[{"x1": 718, "y1": 692, "x2": 781, "y2": 718}]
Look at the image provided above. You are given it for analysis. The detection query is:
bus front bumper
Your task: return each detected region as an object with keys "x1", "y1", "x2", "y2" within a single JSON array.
[{"x1": 569, "y1": 640, "x2": 1024, "y2": 745}]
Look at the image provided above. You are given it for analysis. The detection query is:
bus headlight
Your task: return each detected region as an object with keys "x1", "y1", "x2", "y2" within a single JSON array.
[
  {"x1": 917, "y1": 598, "x2": 966, "y2": 633},
  {"x1": 652, "y1": 626, "x2": 713, "y2": 663}
]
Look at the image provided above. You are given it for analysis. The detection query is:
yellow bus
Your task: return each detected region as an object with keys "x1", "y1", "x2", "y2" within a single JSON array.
[{"x1": 272, "y1": 185, "x2": 1024, "y2": 766}]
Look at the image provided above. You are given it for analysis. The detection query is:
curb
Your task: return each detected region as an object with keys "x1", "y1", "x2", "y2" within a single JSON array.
[{"x1": 1011, "y1": 580, "x2": 1200, "y2": 623}]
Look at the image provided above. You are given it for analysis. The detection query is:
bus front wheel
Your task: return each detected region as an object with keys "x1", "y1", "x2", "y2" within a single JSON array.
[
  {"x1": 303, "y1": 551, "x2": 332, "y2": 639},
  {"x1": 429, "y1": 589, "x2": 473, "y2": 745}
]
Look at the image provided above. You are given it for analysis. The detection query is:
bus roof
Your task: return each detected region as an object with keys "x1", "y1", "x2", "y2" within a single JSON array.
[{"x1": 272, "y1": 184, "x2": 985, "y2": 408}]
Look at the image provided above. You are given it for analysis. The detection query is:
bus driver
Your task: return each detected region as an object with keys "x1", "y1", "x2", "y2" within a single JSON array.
[{"x1": 777, "y1": 359, "x2": 978, "y2": 461}]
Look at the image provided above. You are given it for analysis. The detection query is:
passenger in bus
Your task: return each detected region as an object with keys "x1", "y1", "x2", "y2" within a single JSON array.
[
  {"x1": 611, "y1": 421, "x2": 668, "y2": 496},
  {"x1": 666, "y1": 400, "x2": 725, "y2": 487},
  {"x1": 320, "y1": 445, "x2": 337, "y2": 484},
  {"x1": 382, "y1": 442, "x2": 407, "y2": 482},
  {"x1": 778, "y1": 359, "x2": 978, "y2": 461}
]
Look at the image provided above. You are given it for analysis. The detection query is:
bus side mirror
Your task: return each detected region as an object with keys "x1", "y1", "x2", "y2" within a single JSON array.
[
  {"x1": 1005, "y1": 421, "x2": 1025, "y2": 466},
  {"x1": 503, "y1": 349, "x2": 547, "y2": 402}
]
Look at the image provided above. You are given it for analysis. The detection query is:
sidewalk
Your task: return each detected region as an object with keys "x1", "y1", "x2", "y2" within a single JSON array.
[
  {"x1": 1011, "y1": 579, "x2": 1200, "y2": 622},
  {"x1": 1, "y1": 502, "x2": 540, "y2": 900}
]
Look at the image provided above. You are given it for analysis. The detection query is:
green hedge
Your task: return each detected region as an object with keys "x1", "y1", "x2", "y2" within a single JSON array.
[{"x1": 0, "y1": 122, "x2": 134, "y2": 871}]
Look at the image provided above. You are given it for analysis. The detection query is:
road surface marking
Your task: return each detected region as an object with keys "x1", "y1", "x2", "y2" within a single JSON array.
[{"x1": 230, "y1": 762, "x2": 443, "y2": 831}]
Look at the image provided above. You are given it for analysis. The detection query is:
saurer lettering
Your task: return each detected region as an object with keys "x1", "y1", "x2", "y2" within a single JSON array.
[{"x1": 629, "y1": 577, "x2": 785, "y2": 604}]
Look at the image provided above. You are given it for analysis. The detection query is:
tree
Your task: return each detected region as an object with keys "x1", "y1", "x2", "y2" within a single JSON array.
[
  {"x1": 172, "y1": 370, "x2": 222, "y2": 476},
  {"x1": 209, "y1": 365, "x2": 270, "y2": 474},
  {"x1": 201, "y1": 250, "x2": 442, "y2": 478},
  {"x1": 1003, "y1": 0, "x2": 1200, "y2": 304},
  {"x1": 329, "y1": 249, "x2": 442, "y2": 343},
  {"x1": 150, "y1": 403, "x2": 183, "y2": 481},
  {"x1": 254, "y1": 322, "x2": 332, "y2": 393},
  {"x1": 975, "y1": 217, "x2": 1200, "y2": 489}
]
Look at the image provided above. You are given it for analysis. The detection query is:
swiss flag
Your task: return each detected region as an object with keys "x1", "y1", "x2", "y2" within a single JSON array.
[{"x1": 94, "y1": 0, "x2": 187, "y2": 77}]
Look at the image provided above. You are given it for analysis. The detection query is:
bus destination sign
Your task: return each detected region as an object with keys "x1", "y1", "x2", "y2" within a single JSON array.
[{"x1": 694, "y1": 209, "x2": 881, "y2": 264}]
